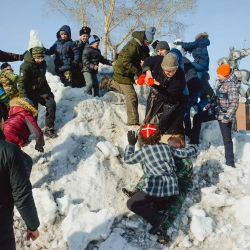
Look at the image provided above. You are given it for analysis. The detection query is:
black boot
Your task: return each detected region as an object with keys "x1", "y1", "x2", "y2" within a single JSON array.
[
  {"x1": 122, "y1": 188, "x2": 139, "y2": 198},
  {"x1": 45, "y1": 127, "x2": 58, "y2": 138},
  {"x1": 157, "y1": 230, "x2": 171, "y2": 245},
  {"x1": 149, "y1": 213, "x2": 168, "y2": 235}
]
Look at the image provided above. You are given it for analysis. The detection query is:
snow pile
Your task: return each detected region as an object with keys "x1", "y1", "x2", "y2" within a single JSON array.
[{"x1": 12, "y1": 30, "x2": 250, "y2": 250}]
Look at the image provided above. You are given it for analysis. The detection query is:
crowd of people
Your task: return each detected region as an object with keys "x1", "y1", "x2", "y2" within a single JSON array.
[{"x1": 0, "y1": 26, "x2": 240, "y2": 248}]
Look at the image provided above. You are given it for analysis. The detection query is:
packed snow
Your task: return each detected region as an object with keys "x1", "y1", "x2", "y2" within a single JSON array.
[{"x1": 13, "y1": 30, "x2": 250, "y2": 250}]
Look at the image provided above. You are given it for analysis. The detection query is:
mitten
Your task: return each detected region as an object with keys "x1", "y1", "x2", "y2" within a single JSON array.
[
  {"x1": 35, "y1": 144, "x2": 44, "y2": 153},
  {"x1": 137, "y1": 74, "x2": 146, "y2": 85}
]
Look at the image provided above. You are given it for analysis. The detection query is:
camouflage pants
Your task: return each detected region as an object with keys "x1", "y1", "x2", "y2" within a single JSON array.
[
  {"x1": 56, "y1": 70, "x2": 72, "y2": 87},
  {"x1": 135, "y1": 174, "x2": 188, "y2": 231}
]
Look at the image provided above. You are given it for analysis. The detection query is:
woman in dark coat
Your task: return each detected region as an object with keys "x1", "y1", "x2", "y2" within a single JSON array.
[{"x1": 143, "y1": 53, "x2": 186, "y2": 138}]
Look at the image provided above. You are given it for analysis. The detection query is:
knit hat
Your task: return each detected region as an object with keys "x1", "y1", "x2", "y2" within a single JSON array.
[
  {"x1": 216, "y1": 64, "x2": 231, "y2": 77},
  {"x1": 32, "y1": 46, "x2": 45, "y2": 58},
  {"x1": 161, "y1": 53, "x2": 179, "y2": 71},
  {"x1": 60, "y1": 30, "x2": 68, "y2": 36},
  {"x1": 144, "y1": 27, "x2": 156, "y2": 44},
  {"x1": 139, "y1": 124, "x2": 161, "y2": 145},
  {"x1": 155, "y1": 41, "x2": 170, "y2": 51},
  {"x1": 79, "y1": 26, "x2": 91, "y2": 36},
  {"x1": 1, "y1": 62, "x2": 10, "y2": 70},
  {"x1": 88, "y1": 35, "x2": 100, "y2": 45}
]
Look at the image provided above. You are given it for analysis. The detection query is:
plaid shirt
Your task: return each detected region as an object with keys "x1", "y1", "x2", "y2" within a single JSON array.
[
  {"x1": 215, "y1": 71, "x2": 239, "y2": 121},
  {"x1": 124, "y1": 143, "x2": 197, "y2": 197}
]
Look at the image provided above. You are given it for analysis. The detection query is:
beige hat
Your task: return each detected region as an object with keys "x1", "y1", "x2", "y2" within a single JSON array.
[{"x1": 161, "y1": 53, "x2": 178, "y2": 71}]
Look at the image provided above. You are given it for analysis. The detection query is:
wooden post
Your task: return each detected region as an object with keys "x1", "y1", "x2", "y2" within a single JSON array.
[{"x1": 236, "y1": 103, "x2": 250, "y2": 130}]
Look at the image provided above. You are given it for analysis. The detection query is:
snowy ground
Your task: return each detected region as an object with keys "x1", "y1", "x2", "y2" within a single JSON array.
[{"x1": 13, "y1": 31, "x2": 250, "y2": 250}]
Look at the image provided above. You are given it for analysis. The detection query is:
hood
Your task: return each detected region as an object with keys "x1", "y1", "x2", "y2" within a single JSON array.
[
  {"x1": 170, "y1": 48, "x2": 183, "y2": 58},
  {"x1": 9, "y1": 97, "x2": 38, "y2": 117},
  {"x1": 131, "y1": 31, "x2": 145, "y2": 44},
  {"x1": 23, "y1": 50, "x2": 35, "y2": 63},
  {"x1": 56, "y1": 25, "x2": 71, "y2": 39}
]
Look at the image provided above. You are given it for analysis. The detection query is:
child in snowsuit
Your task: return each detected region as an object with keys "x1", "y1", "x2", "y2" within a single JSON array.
[
  {"x1": 124, "y1": 124, "x2": 197, "y2": 237},
  {"x1": 3, "y1": 97, "x2": 45, "y2": 178},
  {"x1": 45, "y1": 25, "x2": 80, "y2": 87},
  {"x1": 82, "y1": 35, "x2": 113, "y2": 97}
]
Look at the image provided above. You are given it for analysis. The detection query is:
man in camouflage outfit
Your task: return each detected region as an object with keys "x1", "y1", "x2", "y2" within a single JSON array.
[{"x1": 18, "y1": 46, "x2": 57, "y2": 138}]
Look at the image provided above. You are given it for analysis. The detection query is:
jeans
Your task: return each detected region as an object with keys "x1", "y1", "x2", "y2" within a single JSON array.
[
  {"x1": 192, "y1": 62, "x2": 207, "y2": 80},
  {"x1": 190, "y1": 110, "x2": 234, "y2": 166},
  {"x1": 84, "y1": 72, "x2": 99, "y2": 97},
  {"x1": 184, "y1": 90, "x2": 204, "y2": 136}
]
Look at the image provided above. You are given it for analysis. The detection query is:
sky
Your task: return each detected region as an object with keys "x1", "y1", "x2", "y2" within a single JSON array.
[{"x1": 1, "y1": 0, "x2": 250, "y2": 88}]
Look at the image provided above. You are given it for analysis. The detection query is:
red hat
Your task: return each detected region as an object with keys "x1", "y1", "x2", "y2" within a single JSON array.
[
  {"x1": 216, "y1": 64, "x2": 231, "y2": 77},
  {"x1": 141, "y1": 124, "x2": 157, "y2": 138}
]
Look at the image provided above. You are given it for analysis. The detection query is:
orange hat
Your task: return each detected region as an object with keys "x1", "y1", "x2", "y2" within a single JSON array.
[{"x1": 216, "y1": 64, "x2": 231, "y2": 77}]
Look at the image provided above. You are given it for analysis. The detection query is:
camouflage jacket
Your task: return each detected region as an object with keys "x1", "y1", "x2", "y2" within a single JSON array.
[{"x1": 0, "y1": 69, "x2": 19, "y2": 99}]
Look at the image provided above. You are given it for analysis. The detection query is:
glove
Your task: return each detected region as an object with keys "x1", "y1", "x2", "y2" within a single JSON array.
[
  {"x1": 127, "y1": 131, "x2": 138, "y2": 145},
  {"x1": 35, "y1": 144, "x2": 44, "y2": 153},
  {"x1": 72, "y1": 61, "x2": 78, "y2": 68}
]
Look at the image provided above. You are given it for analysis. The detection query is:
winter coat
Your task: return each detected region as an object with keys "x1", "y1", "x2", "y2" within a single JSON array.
[
  {"x1": 177, "y1": 34, "x2": 210, "y2": 71},
  {"x1": 0, "y1": 50, "x2": 22, "y2": 62},
  {"x1": 82, "y1": 44, "x2": 112, "y2": 74},
  {"x1": 182, "y1": 56, "x2": 204, "y2": 94},
  {"x1": 213, "y1": 71, "x2": 239, "y2": 122},
  {"x1": 0, "y1": 130, "x2": 40, "y2": 233},
  {"x1": 113, "y1": 31, "x2": 146, "y2": 84},
  {"x1": 4, "y1": 97, "x2": 44, "y2": 147},
  {"x1": 45, "y1": 25, "x2": 80, "y2": 72},
  {"x1": 200, "y1": 72, "x2": 214, "y2": 100},
  {"x1": 75, "y1": 39, "x2": 88, "y2": 64},
  {"x1": 18, "y1": 49, "x2": 52, "y2": 98},
  {"x1": 0, "y1": 69, "x2": 19, "y2": 99}
]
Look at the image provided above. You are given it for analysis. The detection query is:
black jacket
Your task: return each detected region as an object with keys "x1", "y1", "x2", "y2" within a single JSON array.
[
  {"x1": 82, "y1": 44, "x2": 112, "y2": 74},
  {"x1": 0, "y1": 130, "x2": 39, "y2": 231}
]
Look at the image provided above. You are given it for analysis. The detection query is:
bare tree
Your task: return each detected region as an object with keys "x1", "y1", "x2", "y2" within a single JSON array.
[{"x1": 44, "y1": 0, "x2": 197, "y2": 59}]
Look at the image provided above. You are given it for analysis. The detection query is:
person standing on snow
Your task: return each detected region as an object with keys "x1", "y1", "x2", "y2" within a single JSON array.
[
  {"x1": 4, "y1": 97, "x2": 45, "y2": 178},
  {"x1": 72, "y1": 26, "x2": 91, "y2": 88},
  {"x1": 100, "y1": 27, "x2": 156, "y2": 126},
  {"x1": 18, "y1": 46, "x2": 57, "y2": 138},
  {"x1": 82, "y1": 35, "x2": 113, "y2": 97},
  {"x1": 44, "y1": 25, "x2": 80, "y2": 87},
  {"x1": 189, "y1": 64, "x2": 239, "y2": 167},
  {"x1": 0, "y1": 106, "x2": 40, "y2": 249}
]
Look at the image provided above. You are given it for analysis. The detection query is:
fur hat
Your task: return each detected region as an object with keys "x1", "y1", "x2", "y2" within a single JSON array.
[
  {"x1": 155, "y1": 41, "x2": 170, "y2": 51},
  {"x1": 88, "y1": 35, "x2": 100, "y2": 45},
  {"x1": 195, "y1": 32, "x2": 209, "y2": 40},
  {"x1": 79, "y1": 26, "x2": 91, "y2": 36},
  {"x1": 31, "y1": 46, "x2": 45, "y2": 58},
  {"x1": 1, "y1": 62, "x2": 10, "y2": 70},
  {"x1": 161, "y1": 53, "x2": 178, "y2": 71},
  {"x1": 216, "y1": 64, "x2": 231, "y2": 77},
  {"x1": 144, "y1": 27, "x2": 156, "y2": 44},
  {"x1": 139, "y1": 124, "x2": 161, "y2": 145},
  {"x1": 9, "y1": 97, "x2": 38, "y2": 117}
]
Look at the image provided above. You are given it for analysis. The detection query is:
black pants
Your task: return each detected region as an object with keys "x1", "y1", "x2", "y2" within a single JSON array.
[
  {"x1": 0, "y1": 216, "x2": 15, "y2": 250},
  {"x1": 190, "y1": 110, "x2": 234, "y2": 166},
  {"x1": 22, "y1": 152, "x2": 33, "y2": 178},
  {"x1": 127, "y1": 191, "x2": 169, "y2": 224},
  {"x1": 28, "y1": 93, "x2": 56, "y2": 128}
]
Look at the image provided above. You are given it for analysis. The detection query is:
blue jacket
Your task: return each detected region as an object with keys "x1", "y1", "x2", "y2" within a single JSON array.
[
  {"x1": 45, "y1": 25, "x2": 80, "y2": 71},
  {"x1": 178, "y1": 36, "x2": 210, "y2": 71}
]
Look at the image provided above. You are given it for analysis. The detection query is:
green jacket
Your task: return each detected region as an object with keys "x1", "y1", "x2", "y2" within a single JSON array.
[
  {"x1": 113, "y1": 31, "x2": 145, "y2": 84},
  {"x1": 18, "y1": 50, "x2": 52, "y2": 98},
  {"x1": 0, "y1": 69, "x2": 19, "y2": 99},
  {"x1": 0, "y1": 130, "x2": 40, "y2": 232}
]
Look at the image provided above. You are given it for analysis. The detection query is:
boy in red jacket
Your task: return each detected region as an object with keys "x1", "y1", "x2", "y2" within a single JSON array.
[{"x1": 4, "y1": 97, "x2": 45, "y2": 177}]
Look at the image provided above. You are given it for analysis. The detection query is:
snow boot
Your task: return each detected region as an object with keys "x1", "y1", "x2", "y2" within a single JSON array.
[
  {"x1": 45, "y1": 127, "x2": 58, "y2": 138},
  {"x1": 149, "y1": 213, "x2": 168, "y2": 235},
  {"x1": 122, "y1": 188, "x2": 139, "y2": 198}
]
